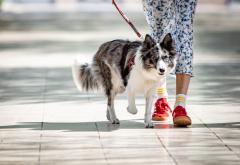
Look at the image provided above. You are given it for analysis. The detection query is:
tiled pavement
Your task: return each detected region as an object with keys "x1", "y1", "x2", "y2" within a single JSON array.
[
  {"x1": 0, "y1": 8, "x2": 240, "y2": 165},
  {"x1": 0, "y1": 65, "x2": 240, "y2": 165}
]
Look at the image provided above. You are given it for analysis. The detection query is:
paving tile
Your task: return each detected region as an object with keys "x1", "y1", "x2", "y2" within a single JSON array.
[
  {"x1": 40, "y1": 134, "x2": 106, "y2": 165},
  {"x1": 41, "y1": 131, "x2": 100, "y2": 147},
  {"x1": 0, "y1": 104, "x2": 44, "y2": 124},
  {"x1": 43, "y1": 102, "x2": 103, "y2": 123},
  {"x1": 0, "y1": 130, "x2": 40, "y2": 165},
  {"x1": 100, "y1": 134, "x2": 161, "y2": 149},
  {"x1": 40, "y1": 149, "x2": 106, "y2": 165},
  {"x1": 168, "y1": 147, "x2": 240, "y2": 165},
  {"x1": 155, "y1": 127, "x2": 240, "y2": 164},
  {"x1": 208, "y1": 128, "x2": 240, "y2": 157},
  {"x1": 105, "y1": 148, "x2": 175, "y2": 165}
]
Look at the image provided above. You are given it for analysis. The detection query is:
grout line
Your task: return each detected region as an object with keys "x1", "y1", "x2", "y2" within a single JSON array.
[
  {"x1": 155, "y1": 132, "x2": 178, "y2": 165},
  {"x1": 202, "y1": 120, "x2": 240, "y2": 159},
  {"x1": 94, "y1": 122, "x2": 109, "y2": 165},
  {"x1": 38, "y1": 68, "x2": 47, "y2": 165},
  {"x1": 38, "y1": 133, "x2": 43, "y2": 165},
  {"x1": 192, "y1": 112, "x2": 240, "y2": 159}
]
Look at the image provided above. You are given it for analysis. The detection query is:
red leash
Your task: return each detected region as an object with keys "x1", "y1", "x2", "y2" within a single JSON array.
[{"x1": 112, "y1": 0, "x2": 143, "y2": 40}]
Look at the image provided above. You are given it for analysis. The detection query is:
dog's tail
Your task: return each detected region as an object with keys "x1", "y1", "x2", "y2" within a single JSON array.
[{"x1": 72, "y1": 59, "x2": 99, "y2": 91}]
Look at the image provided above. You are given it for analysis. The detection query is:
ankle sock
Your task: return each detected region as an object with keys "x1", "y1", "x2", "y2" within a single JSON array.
[
  {"x1": 156, "y1": 87, "x2": 168, "y2": 99},
  {"x1": 174, "y1": 94, "x2": 187, "y2": 108}
]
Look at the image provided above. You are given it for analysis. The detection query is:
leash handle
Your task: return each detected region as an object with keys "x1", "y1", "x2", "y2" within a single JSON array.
[{"x1": 112, "y1": 0, "x2": 143, "y2": 40}]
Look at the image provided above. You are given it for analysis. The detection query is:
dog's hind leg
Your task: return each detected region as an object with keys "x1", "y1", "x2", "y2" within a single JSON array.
[
  {"x1": 98, "y1": 61, "x2": 119, "y2": 124},
  {"x1": 106, "y1": 91, "x2": 120, "y2": 124}
]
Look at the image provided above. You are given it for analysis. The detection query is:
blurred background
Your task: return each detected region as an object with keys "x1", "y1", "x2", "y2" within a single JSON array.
[
  {"x1": 0, "y1": 0, "x2": 240, "y2": 105},
  {"x1": 0, "y1": 0, "x2": 240, "y2": 67}
]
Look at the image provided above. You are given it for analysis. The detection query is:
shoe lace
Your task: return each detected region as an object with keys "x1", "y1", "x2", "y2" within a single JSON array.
[
  {"x1": 173, "y1": 106, "x2": 187, "y2": 116},
  {"x1": 154, "y1": 98, "x2": 171, "y2": 114}
]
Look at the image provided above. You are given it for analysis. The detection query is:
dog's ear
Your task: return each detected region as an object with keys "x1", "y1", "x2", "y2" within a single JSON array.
[
  {"x1": 160, "y1": 33, "x2": 176, "y2": 54},
  {"x1": 143, "y1": 34, "x2": 156, "y2": 49}
]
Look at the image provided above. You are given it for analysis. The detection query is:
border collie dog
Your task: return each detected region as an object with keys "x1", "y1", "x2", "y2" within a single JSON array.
[{"x1": 72, "y1": 34, "x2": 176, "y2": 128}]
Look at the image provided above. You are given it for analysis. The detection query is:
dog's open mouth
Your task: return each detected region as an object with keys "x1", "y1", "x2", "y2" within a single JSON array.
[{"x1": 158, "y1": 73, "x2": 164, "y2": 75}]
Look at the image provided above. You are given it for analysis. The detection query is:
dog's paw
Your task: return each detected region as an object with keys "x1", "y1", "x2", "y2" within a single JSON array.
[
  {"x1": 127, "y1": 106, "x2": 138, "y2": 115},
  {"x1": 111, "y1": 118, "x2": 120, "y2": 124},
  {"x1": 106, "y1": 110, "x2": 120, "y2": 124},
  {"x1": 145, "y1": 122, "x2": 154, "y2": 128}
]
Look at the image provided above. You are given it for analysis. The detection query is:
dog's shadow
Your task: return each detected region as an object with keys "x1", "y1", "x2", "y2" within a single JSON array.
[{"x1": 0, "y1": 120, "x2": 240, "y2": 132}]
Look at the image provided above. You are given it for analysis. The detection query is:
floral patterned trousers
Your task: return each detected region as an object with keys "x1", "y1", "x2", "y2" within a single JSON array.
[{"x1": 142, "y1": 0, "x2": 197, "y2": 76}]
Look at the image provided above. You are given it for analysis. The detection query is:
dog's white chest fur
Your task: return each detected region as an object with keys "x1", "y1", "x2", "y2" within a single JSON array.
[
  {"x1": 128, "y1": 68, "x2": 156, "y2": 95},
  {"x1": 127, "y1": 52, "x2": 161, "y2": 95}
]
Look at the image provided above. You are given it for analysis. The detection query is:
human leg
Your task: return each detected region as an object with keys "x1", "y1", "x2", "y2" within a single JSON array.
[{"x1": 173, "y1": 0, "x2": 198, "y2": 126}]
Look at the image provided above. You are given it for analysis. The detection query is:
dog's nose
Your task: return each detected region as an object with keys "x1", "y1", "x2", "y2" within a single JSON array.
[{"x1": 159, "y1": 68, "x2": 165, "y2": 73}]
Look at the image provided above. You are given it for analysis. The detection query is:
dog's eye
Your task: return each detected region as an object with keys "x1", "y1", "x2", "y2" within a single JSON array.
[
  {"x1": 151, "y1": 56, "x2": 159, "y2": 62},
  {"x1": 150, "y1": 58, "x2": 157, "y2": 64},
  {"x1": 162, "y1": 56, "x2": 169, "y2": 62}
]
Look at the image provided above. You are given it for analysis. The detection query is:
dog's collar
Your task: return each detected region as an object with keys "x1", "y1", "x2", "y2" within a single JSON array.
[{"x1": 127, "y1": 55, "x2": 135, "y2": 70}]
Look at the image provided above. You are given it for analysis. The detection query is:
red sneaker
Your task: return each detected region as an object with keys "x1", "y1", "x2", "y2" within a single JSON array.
[
  {"x1": 152, "y1": 98, "x2": 172, "y2": 121},
  {"x1": 172, "y1": 106, "x2": 191, "y2": 127}
]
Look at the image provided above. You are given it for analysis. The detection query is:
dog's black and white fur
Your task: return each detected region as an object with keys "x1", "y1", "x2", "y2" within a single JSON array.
[{"x1": 72, "y1": 34, "x2": 176, "y2": 128}]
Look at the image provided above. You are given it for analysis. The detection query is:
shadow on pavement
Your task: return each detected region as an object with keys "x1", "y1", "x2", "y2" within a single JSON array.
[{"x1": 0, "y1": 121, "x2": 239, "y2": 132}]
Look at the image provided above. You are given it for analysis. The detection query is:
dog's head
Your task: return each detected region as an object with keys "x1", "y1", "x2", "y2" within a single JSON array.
[{"x1": 140, "y1": 33, "x2": 176, "y2": 76}]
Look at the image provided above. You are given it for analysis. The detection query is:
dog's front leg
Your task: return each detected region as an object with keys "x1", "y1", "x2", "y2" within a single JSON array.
[
  {"x1": 126, "y1": 87, "x2": 138, "y2": 114},
  {"x1": 106, "y1": 91, "x2": 120, "y2": 124},
  {"x1": 144, "y1": 90, "x2": 154, "y2": 128}
]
